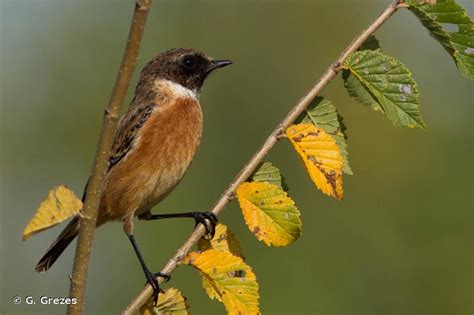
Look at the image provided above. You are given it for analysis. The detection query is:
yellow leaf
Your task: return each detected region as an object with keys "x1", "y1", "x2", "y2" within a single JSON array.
[
  {"x1": 140, "y1": 288, "x2": 189, "y2": 315},
  {"x1": 184, "y1": 249, "x2": 260, "y2": 315},
  {"x1": 200, "y1": 271, "x2": 221, "y2": 303},
  {"x1": 23, "y1": 185, "x2": 82, "y2": 240},
  {"x1": 286, "y1": 123, "x2": 344, "y2": 200},
  {"x1": 198, "y1": 223, "x2": 243, "y2": 258},
  {"x1": 197, "y1": 224, "x2": 245, "y2": 305},
  {"x1": 236, "y1": 182, "x2": 302, "y2": 247}
]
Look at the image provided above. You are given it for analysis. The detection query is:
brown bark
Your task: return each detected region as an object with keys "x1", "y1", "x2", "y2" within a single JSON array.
[{"x1": 67, "y1": 1, "x2": 152, "y2": 314}]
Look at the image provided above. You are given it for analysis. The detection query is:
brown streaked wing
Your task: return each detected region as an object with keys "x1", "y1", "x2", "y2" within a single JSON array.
[
  {"x1": 80, "y1": 103, "x2": 155, "y2": 203},
  {"x1": 108, "y1": 103, "x2": 155, "y2": 170}
]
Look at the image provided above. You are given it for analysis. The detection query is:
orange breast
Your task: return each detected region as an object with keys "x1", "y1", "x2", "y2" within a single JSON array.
[{"x1": 98, "y1": 97, "x2": 203, "y2": 223}]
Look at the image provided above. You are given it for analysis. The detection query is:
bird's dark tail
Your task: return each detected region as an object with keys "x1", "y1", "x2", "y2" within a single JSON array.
[{"x1": 35, "y1": 216, "x2": 81, "y2": 272}]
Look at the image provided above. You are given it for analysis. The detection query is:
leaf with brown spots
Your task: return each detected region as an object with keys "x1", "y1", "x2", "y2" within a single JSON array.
[
  {"x1": 236, "y1": 182, "x2": 302, "y2": 246},
  {"x1": 198, "y1": 223, "x2": 243, "y2": 258},
  {"x1": 183, "y1": 249, "x2": 260, "y2": 314},
  {"x1": 286, "y1": 123, "x2": 344, "y2": 200},
  {"x1": 140, "y1": 288, "x2": 189, "y2": 315},
  {"x1": 23, "y1": 185, "x2": 82, "y2": 240},
  {"x1": 298, "y1": 97, "x2": 352, "y2": 175}
]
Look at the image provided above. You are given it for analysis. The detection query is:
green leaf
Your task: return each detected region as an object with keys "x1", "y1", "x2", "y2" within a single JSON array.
[
  {"x1": 343, "y1": 70, "x2": 384, "y2": 113},
  {"x1": 342, "y1": 35, "x2": 383, "y2": 113},
  {"x1": 406, "y1": 0, "x2": 474, "y2": 80},
  {"x1": 298, "y1": 97, "x2": 353, "y2": 175},
  {"x1": 344, "y1": 50, "x2": 426, "y2": 129},
  {"x1": 252, "y1": 162, "x2": 287, "y2": 189}
]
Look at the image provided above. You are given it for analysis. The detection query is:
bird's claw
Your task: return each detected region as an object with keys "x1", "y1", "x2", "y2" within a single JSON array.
[
  {"x1": 154, "y1": 272, "x2": 171, "y2": 283},
  {"x1": 192, "y1": 212, "x2": 218, "y2": 240},
  {"x1": 144, "y1": 269, "x2": 160, "y2": 305},
  {"x1": 144, "y1": 270, "x2": 170, "y2": 305}
]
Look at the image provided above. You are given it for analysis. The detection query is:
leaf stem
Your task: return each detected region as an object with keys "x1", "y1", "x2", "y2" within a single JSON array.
[
  {"x1": 67, "y1": 1, "x2": 152, "y2": 314},
  {"x1": 122, "y1": 1, "x2": 400, "y2": 313}
]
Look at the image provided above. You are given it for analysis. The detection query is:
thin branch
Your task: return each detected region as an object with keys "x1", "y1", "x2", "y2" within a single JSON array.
[
  {"x1": 67, "y1": 0, "x2": 152, "y2": 314},
  {"x1": 123, "y1": 1, "x2": 401, "y2": 313}
]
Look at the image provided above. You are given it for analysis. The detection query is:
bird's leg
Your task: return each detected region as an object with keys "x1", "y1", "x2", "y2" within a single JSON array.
[
  {"x1": 139, "y1": 211, "x2": 218, "y2": 239},
  {"x1": 123, "y1": 218, "x2": 170, "y2": 305}
]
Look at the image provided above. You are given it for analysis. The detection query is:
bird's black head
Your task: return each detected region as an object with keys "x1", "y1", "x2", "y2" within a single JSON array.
[{"x1": 141, "y1": 48, "x2": 232, "y2": 93}]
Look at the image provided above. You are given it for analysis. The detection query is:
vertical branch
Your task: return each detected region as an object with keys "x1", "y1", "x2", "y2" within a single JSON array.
[
  {"x1": 67, "y1": 1, "x2": 152, "y2": 314},
  {"x1": 122, "y1": 1, "x2": 401, "y2": 313}
]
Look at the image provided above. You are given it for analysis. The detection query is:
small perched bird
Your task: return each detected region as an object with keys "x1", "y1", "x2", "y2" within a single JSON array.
[{"x1": 35, "y1": 48, "x2": 232, "y2": 303}]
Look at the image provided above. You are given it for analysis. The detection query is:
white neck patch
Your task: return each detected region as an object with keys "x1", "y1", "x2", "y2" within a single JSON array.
[{"x1": 156, "y1": 79, "x2": 199, "y2": 101}]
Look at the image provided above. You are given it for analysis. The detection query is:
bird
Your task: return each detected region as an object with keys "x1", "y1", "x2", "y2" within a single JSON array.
[{"x1": 34, "y1": 48, "x2": 233, "y2": 304}]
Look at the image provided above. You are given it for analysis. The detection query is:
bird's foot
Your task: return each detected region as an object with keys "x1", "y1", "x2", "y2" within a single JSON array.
[
  {"x1": 192, "y1": 212, "x2": 218, "y2": 240},
  {"x1": 154, "y1": 272, "x2": 171, "y2": 283},
  {"x1": 143, "y1": 269, "x2": 170, "y2": 305}
]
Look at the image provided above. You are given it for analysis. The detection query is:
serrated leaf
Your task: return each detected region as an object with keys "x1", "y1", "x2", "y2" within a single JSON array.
[
  {"x1": 251, "y1": 162, "x2": 287, "y2": 189},
  {"x1": 183, "y1": 250, "x2": 260, "y2": 314},
  {"x1": 286, "y1": 124, "x2": 344, "y2": 200},
  {"x1": 344, "y1": 50, "x2": 426, "y2": 129},
  {"x1": 343, "y1": 69, "x2": 385, "y2": 112},
  {"x1": 197, "y1": 224, "x2": 244, "y2": 306},
  {"x1": 198, "y1": 223, "x2": 243, "y2": 258},
  {"x1": 299, "y1": 97, "x2": 353, "y2": 175},
  {"x1": 406, "y1": 0, "x2": 474, "y2": 80},
  {"x1": 342, "y1": 36, "x2": 384, "y2": 113},
  {"x1": 140, "y1": 288, "x2": 189, "y2": 315},
  {"x1": 23, "y1": 185, "x2": 82, "y2": 240},
  {"x1": 236, "y1": 182, "x2": 302, "y2": 246}
]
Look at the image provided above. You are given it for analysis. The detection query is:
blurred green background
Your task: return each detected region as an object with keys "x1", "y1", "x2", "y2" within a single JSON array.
[{"x1": 1, "y1": 0, "x2": 473, "y2": 314}]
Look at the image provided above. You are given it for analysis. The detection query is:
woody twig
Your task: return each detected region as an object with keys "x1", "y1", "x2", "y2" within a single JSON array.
[{"x1": 123, "y1": 1, "x2": 402, "y2": 313}]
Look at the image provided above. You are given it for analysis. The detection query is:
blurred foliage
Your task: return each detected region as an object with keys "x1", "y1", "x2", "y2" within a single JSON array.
[
  {"x1": 406, "y1": 0, "x2": 474, "y2": 79},
  {"x1": 1, "y1": 0, "x2": 473, "y2": 314}
]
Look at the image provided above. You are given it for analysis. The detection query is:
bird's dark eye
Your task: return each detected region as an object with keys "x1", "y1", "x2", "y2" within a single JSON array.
[{"x1": 182, "y1": 56, "x2": 197, "y2": 70}]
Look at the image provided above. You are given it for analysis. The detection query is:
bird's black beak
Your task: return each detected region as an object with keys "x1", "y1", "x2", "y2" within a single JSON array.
[{"x1": 206, "y1": 59, "x2": 233, "y2": 74}]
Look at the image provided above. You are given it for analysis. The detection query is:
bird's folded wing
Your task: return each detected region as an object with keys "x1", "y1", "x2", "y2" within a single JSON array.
[{"x1": 109, "y1": 103, "x2": 156, "y2": 170}]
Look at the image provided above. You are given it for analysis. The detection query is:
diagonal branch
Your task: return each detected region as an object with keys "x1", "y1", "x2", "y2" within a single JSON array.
[
  {"x1": 123, "y1": 1, "x2": 402, "y2": 313},
  {"x1": 67, "y1": 1, "x2": 152, "y2": 314}
]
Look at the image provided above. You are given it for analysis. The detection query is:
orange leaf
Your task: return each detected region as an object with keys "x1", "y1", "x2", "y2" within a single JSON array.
[{"x1": 286, "y1": 123, "x2": 344, "y2": 199}]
